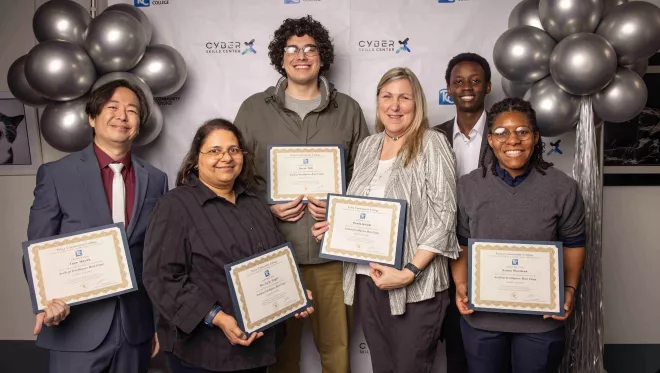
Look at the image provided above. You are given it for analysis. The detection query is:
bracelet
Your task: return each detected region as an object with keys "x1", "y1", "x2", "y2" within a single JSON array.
[
  {"x1": 204, "y1": 304, "x2": 223, "y2": 328},
  {"x1": 565, "y1": 285, "x2": 577, "y2": 293}
]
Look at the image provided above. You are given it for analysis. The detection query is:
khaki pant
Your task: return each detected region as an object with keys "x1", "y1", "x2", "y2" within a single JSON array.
[{"x1": 270, "y1": 261, "x2": 351, "y2": 373}]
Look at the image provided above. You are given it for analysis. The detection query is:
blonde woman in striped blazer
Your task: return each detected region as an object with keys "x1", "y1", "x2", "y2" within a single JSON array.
[{"x1": 312, "y1": 67, "x2": 460, "y2": 373}]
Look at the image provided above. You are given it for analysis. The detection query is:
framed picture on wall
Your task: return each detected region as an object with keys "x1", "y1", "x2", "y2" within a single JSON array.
[
  {"x1": 0, "y1": 91, "x2": 43, "y2": 175},
  {"x1": 603, "y1": 53, "x2": 660, "y2": 186}
]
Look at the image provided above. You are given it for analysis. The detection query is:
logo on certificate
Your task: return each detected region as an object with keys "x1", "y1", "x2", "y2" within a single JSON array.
[
  {"x1": 75, "y1": 250, "x2": 83, "y2": 257},
  {"x1": 360, "y1": 213, "x2": 366, "y2": 219},
  {"x1": 303, "y1": 159, "x2": 309, "y2": 164},
  {"x1": 512, "y1": 259, "x2": 518, "y2": 265},
  {"x1": 264, "y1": 270, "x2": 270, "y2": 278}
]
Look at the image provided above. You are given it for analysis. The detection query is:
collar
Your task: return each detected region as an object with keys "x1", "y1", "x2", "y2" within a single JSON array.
[
  {"x1": 453, "y1": 111, "x2": 487, "y2": 140},
  {"x1": 495, "y1": 162, "x2": 533, "y2": 187},
  {"x1": 270, "y1": 76, "x2": 334, "y2": 111},
  {"x1": 93, "y1": 143, "x2": 132, "y2": 170},
  {"x1": 186, "y1": 173, "x2": 253, "y2": 205}
]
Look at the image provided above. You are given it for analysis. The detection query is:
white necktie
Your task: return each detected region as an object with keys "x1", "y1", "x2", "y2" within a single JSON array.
[{"x1": 108, "y1": 163, "x2": 125, "y2": 225}]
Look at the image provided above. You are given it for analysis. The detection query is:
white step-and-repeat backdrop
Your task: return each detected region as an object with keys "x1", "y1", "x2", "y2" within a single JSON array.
[{"x1": 108, "y1": 1, "x2": 576, "y2": 372}]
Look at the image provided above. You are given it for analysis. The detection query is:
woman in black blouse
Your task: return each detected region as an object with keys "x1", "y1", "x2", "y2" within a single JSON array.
[{"x1": 143, "y1": 119, "x2": 313, "y2": 373}]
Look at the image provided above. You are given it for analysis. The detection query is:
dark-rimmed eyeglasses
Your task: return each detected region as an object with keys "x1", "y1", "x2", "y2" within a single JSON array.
[
  {"x1": 284, "y1": 45, "x2": 319, "y2": 56},
  {"x1": 491, "y1": 127, "x2": 533, "y2": 143},
  {"x1": 199, "y1": 147, "x2": 246, "y2": 160}
]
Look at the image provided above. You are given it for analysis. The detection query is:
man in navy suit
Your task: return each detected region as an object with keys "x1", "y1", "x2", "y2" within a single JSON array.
[{"x1": 26, "y1": 80, "x2": 168, "y2": 373}]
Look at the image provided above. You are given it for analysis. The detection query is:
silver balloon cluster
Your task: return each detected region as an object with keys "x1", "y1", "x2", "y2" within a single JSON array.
[
  {"x1": 6, "y1": 0, "x2": 187, "y2": 152},
  {"x1": 497, "y1": 0, "x2": 660, "y2": 137}
]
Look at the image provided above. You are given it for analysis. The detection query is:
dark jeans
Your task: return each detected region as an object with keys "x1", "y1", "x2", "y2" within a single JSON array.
[
  {"x1": 357, "y1": 275, "x2": 449, "y2": 373},
  {"x1": 165, "y1": 352, "x2": 267, "y2": 373},
  {"x1": 460, "y1": 318, "x2": 566, "y2": 373}
]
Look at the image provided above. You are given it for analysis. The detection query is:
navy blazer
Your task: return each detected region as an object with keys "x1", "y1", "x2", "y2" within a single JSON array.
[
  {"x1": 433, "y1": 118, "x2": 494, "y2": 169},
  {"x1": 26, "y1": 144, "x2": 168, "y2": 352}
]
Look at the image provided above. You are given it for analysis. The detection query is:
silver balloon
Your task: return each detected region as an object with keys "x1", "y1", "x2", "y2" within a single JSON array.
[
  {"x1": 84, "y1": 10, "x2": 148, "y2": 74},
  {"x1": 25, "y1": 40, "x2": 96, "y2": 101},
  {"x1": 134, "y1": 102, "x2": 163, "y2": 147},
  {"x1": 501, "y1": 78, "x2": 533, "y2": 98},
  {"x1": 493, "y1": 26, "x2": 556, "y2": 83},
  {"x1": 593, "y1": 67, "x2": 647, "y2": 123},
  {"x1": 603, "y1": 0, "x2": 627, "y2": 16},
  {"x1": 596, "y1": 1, "x2": 660, "y2": 65},
  {"x1": 92, "y1": 72, "x2": 154, "y2": 104},
  {"x1": 130, "y1": 45, "x2": 187, "y2": 97},
  {"x1": 523, "y1": 76, "x2": 580, "y2": 137},
  {"x1": 508, "y1": 0, "x2": 543, "y2": 30},
  {"x1": 549, "y1": 33, "x2": 617, "y2": 96},
  {"x1": 33, "y1": 0, "x2": 90, "y2": 47},
  {"x1": 539, "y1": 0, "x2": 603, "y2": 41},
  {"x1": 624, "y1": 59, "x2": 648, "y2": 77},
  {"x1": 105, "y1": 4, "x2": 153, "y2": 43},
  {"x1": 41, "y1": 96, "x2": 93, "y2": 153},
  {"x1": 7, "y1": 55, "x2": 51, "y2": 107}
]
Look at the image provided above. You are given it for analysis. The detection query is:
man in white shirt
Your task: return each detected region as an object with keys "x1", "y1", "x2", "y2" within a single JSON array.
[{"x1": 433, "y1": 52, "x2": 492, "y2": 373}]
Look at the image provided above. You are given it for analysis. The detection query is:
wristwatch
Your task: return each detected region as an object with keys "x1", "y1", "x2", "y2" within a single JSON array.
[
  {"x1": 204, "y1": 304, "x2": 223, "y2": 328},
  {"x1": 404, "y1": 263, "x2": 422, "y2": 280}
]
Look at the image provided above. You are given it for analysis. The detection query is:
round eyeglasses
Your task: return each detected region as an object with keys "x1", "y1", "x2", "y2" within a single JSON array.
[
  {"x1": 491, "y1": 127, "x2": 534, "y2": 143},
  {"x1": 199, "y1": 147, "x2": 246, "y2": 160},
  {"x1": 283, "y1": 45, "x2": 319, "y2": 56}
]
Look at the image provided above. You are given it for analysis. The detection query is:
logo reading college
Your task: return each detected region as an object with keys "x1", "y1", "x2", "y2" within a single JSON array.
[
  {"x1": 242, "y1": 39, "x2": 257, "y2": 55},
  {"x1": 358, "y1": 37, "x2": 410, "y2": 53},
  {"x1": 134, "y1": 0, "x2": 149, "y2": 6}
]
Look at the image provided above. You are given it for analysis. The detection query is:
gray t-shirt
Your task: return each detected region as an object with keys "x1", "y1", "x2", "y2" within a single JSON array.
[
  {"x1": 284, "y1": 92, "x2": 321, "y2": 121},
  {"x1": 457, "y1": 166, "x2": 585, "y2": 334}
]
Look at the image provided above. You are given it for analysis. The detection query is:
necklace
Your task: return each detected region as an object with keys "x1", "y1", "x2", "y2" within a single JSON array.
[{"x1": 384, "y1": 127, "x2": 410, "y2": 141}]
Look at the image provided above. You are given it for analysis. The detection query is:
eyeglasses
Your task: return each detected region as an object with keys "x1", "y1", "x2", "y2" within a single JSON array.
[
  {"x1": 283, "y1": 45, "x2": 319, "y2": 56},
  {"x1": 199, "y1": 147, "x2": 246, "y2": 160},
  {"x1": 491, "y1": 127, "x2": 533, "y2": 143}
]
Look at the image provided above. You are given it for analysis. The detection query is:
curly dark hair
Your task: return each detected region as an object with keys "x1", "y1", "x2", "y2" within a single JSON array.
[
  {"x1": 268, "y1": 15, "x2": 334, "y2": 77},
  {"x1": 85, "y1": 79, "x2": 150, "y2": 128},
  {"x1": 176, "y1": 119, "x2": 257, "y2": 189},
  {"x1": 444, "y1": 52, "x2": 491, "y2": 86},
  {"x1": 479, "y1": 97, "x2": 553, "y2": 178}
]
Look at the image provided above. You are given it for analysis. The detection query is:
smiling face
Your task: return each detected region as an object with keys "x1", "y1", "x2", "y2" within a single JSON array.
[
  {"x1": 487, "y1": 110, "x2": 539, "y2": 177},
  {"x1": 448, "y1": 61, "x2": 491, "y2": 113},
  {"x1": 377, "y1": 78, "x2": 416, "y2": 137},
  {"x1": 282, "y1": 34, "x2": 321, "y2": 86},
  {"x1": 88, "y1": 87, "x2": 140, "y2": 147},
  {"x1": 197, "y1": 129, "x2": 244, "y2": 190}
]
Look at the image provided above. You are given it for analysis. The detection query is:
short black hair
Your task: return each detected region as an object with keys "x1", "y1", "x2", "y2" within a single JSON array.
[
  {"x1": 479, "y1": 97, "x2": 553, "y2": 177},
  {"x1": 268, "y1": 15, "x2": 334, "y2": 77},
  {"x1": 445, "y1": 52, "x2": 492, "y2": 86},
  {"x1": 85, "y1": 80, "x2": 150, "y2": 127}
]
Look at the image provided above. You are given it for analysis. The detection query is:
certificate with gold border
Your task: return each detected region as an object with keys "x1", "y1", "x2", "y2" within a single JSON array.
[
  {"x1": 267, "y1": 145, "x2": 346, "y2": 203},
  {"x1": 22, "y1": 223, "x2": 137, "y2": 314},
  {"x1": 225, "y1": 243, "x2": 311, "y2": 335},
  {"x1": 468, "y1": 239, "x2": 565, "y2": 316},
  {"x1": 319, "y1": 194, "x2": 407, "y2": 270}
]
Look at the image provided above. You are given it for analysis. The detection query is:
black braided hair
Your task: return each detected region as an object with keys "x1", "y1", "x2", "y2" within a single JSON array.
[{"x1": 480, "y1": 97, "x2": 553, "y2": 178}]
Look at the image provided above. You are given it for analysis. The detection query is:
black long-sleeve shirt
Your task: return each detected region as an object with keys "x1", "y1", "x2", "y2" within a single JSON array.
[{"x1": 143, "y1": 176, "x2": 285, "y2": 371}]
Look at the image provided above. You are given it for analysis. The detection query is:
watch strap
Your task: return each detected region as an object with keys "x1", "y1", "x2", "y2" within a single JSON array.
[
  {"x1": 204, "y1": 304, "x2": 223, "y2": 328},
  {"x1": 404, "y1": 263, "x2": 422, "y2": 279}
]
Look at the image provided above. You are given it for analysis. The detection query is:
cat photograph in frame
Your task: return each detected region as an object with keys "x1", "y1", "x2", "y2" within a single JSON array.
[{"x1": 0, "y1": 91, "x2": 42, "y2": 175}]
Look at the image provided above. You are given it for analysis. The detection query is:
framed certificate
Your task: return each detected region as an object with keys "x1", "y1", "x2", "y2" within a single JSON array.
[
  {"x1": 267, "y1": 145, "x2": 346, "y2": 203},
  {"x1": 225, "y1": 243, "x2": 311, "y2": 335},
  {"x1": 319, "y1": 194, "x2": 407, "y2": 270},
  {"x1": 22, "y1": 223, "x2": 137, "y2": 314},
  {"x1": 468, "y1": 239, "x2": 565, "y2": 316}
]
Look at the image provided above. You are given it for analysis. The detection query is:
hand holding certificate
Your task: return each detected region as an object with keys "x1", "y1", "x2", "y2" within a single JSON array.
[
  {"x1": 225, "y1": 243, "x2": 312, "y2": 335},
  {"x1": 318, "y1": 194, "x2": 406, "y2": 269},
  {"x1": 467, "y1": 239, "x2": 565, "y2": 317},
  {"x1": 267, "y1": 145, "x2": 346, "y2": 203},
  {"x1": 22, "y1": 223, "x2": 137, "y2": 314}
]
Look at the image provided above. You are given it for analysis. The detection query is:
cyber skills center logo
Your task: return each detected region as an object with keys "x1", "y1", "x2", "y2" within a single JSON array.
[
  {"x1": 357, "y1": 37, "x2": 411, "y2": 54},
  {"x1": 284, "y1": 0, "x2": 323, "y2": 4},
  {"x1": 205, "y1": 39, "x2": 257, "y2": 55},
  {"x1": 134, "y1": 0, "x2": 169, "y2": 6}
]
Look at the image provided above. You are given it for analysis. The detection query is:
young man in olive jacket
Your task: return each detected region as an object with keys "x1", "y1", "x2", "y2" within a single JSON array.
[{"x1": 234, "y1": 15, "x2": 369, "y2": 373}]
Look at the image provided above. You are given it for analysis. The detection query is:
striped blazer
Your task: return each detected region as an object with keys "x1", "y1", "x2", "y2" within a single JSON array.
[{"x1": 343, "y1": 129, "x2": 461, "y2": 315}]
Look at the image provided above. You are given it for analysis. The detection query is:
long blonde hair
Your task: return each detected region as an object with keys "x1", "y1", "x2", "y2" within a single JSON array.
[{"x1": 375, "y1": 67, "x2": 428, "y2": 167}]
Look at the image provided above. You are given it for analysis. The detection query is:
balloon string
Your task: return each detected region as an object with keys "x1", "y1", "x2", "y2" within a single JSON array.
[
  {"x1": 562, "y1": 97, "x2": 605, "y2": 373},
  {"x1": 91, "y1": 0, "x2": 97, "y2": 18}
]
